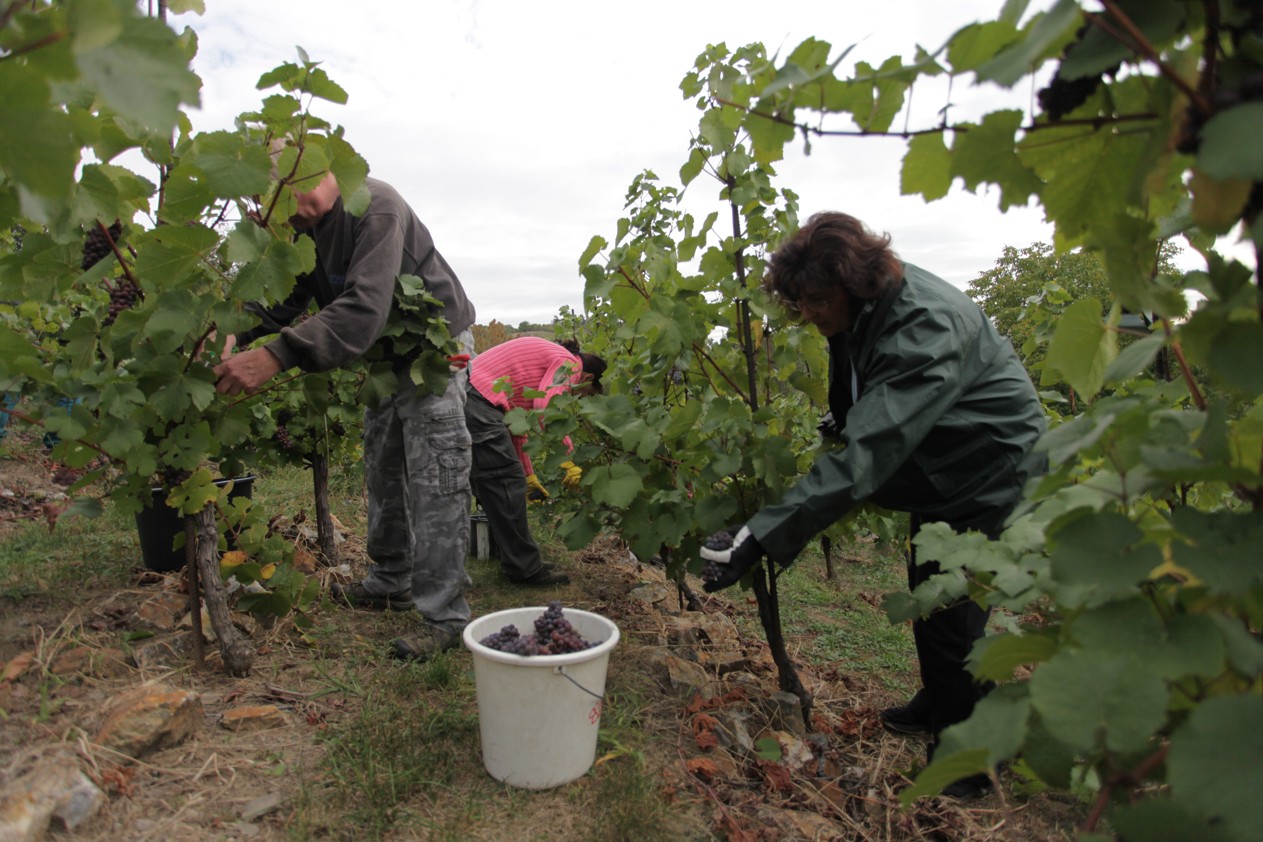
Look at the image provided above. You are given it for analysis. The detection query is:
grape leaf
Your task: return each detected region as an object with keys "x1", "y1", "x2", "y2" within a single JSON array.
[
  {"x1": 901, "y1": 133, "x2": 953, "y2": 201},
  {"x1": 1207, "y1": 322, "x2": 1263, "y2": 393},
  {"x1": 969, "y1": 632, "x2": 1057, "y2": 682},
  {"x1": 1112, "y1": 797, "x2": 1236, "y2": 842},
  {"x1": 0, "y1": 64, "x2": 78, "y2": 203},
  {"x1": 1103, "y1": 333, "x2": 1164, "y2": 385},
  {"x1": 1170, "y1": 508, "x2": 1263, "y2": 594},
  {"x1": 1168, "y1": 695, "x2": 1263, "y2": 842},
  {"x1": 1043, "y1": 297, "x2": 1115, "y2": 398},
  {"x1": 189, "y1": 131, "x2": 273, "y2": 198},
  {"x1": 900, "y1": 748, "x2": 990, "y2": 805},
  {"x1": 1048, "y1": 511, "x2": 1161, "y2": 608},
  {"x1": 588, "y1": 463, "x2": 644, "y2": 509},
  {"x1": 1071, "y1": 598, "x2": 1225, "y2": 680},
  {"x1": 1060, "y1": 0, "x2": 1186, "y2": 79},
  {"x1": 937, "y1": 684, "x2": 1031, "y2": 764},
  {"x1": 951, "y1": 110, "x2": 1041, "y2": 210},
  {"x1": 947, "y1": 21, "x2": 1022, "y2": 73},
  {"x1": 76, "y1": 13, "x2": 201, "y2": 132},
  {"x1": 974, "y1": 0, "x2": 1080, "y2": 86},
  {"x1": 1030, "y1": 648, "x2": 1168, "y2": 754}
]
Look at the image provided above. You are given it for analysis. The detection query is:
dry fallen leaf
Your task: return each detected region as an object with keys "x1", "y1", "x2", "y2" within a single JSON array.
[
  {"x1": 685, "y1": 757, "x2": 719, "y2": 780},
  {"x1": 756, "y1": 759, "x2": 794, "y2": 792},
  {"x1": 292, "y1": 547, "x2": 318, "y2": 574},
  {"x1": 1, "y1": 651, "x2": 34, "y2": 683},
  {"x1": 692, "y1": 713, "x2": 720, "y2": 750}
]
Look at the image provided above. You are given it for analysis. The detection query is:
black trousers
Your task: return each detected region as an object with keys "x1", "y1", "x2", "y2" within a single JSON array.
[
  {"x1": 907, "y1": 514, "x2": 992, "y2": 733},
  {"x1": 464, "y1": 386, "x2": 544, "y2": 581}
]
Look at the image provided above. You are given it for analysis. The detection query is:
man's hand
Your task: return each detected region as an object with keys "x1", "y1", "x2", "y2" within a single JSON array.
[
  {"x1": 525, "y1": 473, "x2": 550, "y2": 502},
  {"x1": 561, "y1": 461, "x2": 582, "y2": 491},
  {"x1": 213, "y1": 346, "x2": 283, "y2": 396},
  {"x1": 700, "y1": 525, "x2": 765, "y2": 592}
]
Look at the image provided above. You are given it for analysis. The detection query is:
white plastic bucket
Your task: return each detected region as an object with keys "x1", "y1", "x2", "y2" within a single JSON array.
[{"x1": 462, "y1": 606, "x2": 620, "y2": 789}]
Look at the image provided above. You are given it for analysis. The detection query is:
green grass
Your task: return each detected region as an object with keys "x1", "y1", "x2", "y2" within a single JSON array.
[
  {"x1": 288, "y1": 653, "x2": 480, "y2": 841},
  {"x1": 248, "y1": 461, "x2": 367, "y2": 530},
  {"x1": 725, "y1": 534, "x2": 921, "y2": 696},
  {"x1": 0, "y1": 503, "x2": 137, "y2": 600}
]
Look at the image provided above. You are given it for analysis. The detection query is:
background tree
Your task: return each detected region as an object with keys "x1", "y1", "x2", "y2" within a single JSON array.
[
  {"x1": 968, "y1": 240, "x2": 1182, "y2": 402},
  {"x1": 471, "y1": 319, "x2": 509, "y2": 353},
  {"x1": 970, "y1": 242, "x2": 1112, "y2": 345}
]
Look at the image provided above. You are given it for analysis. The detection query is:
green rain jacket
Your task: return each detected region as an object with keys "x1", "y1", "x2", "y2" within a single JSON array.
[{"x1": 748, "y1": 263, "x2": 1047, "y2": 567}]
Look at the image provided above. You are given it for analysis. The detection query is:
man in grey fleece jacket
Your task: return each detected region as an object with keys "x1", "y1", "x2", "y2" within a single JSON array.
[{"x1": 214, "y1": 172, "x2": 478, "y2": 662}]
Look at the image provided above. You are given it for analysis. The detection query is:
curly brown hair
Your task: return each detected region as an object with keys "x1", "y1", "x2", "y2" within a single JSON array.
[{"x1": 763, "y1": 212, "x2": 903, "y2": 307}]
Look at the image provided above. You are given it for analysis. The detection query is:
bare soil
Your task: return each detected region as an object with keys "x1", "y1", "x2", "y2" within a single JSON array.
[{"x1": 0, "y1": 429, "x2": 1087, "y2": 841}]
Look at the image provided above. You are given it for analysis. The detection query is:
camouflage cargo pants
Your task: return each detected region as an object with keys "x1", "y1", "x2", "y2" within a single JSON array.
[{"x1": 360, "y1": 330, "x2": 474, "y2": 631}]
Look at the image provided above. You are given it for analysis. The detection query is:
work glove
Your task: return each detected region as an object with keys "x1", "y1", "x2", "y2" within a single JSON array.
[
  {"x1": 561, "y1": 461, "x2": 583, "y2": 491},
  {"x1": 818, "y1": 411, "x2": 840, "y2": 441},
  {"x1": 525, "y1": 473, "x2": 550, "y2": 502},
  {"x1": 700, "y1": 524, "x2": 766, "y2": 592}
]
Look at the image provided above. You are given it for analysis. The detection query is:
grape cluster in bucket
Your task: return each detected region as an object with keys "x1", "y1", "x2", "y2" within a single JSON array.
[{"x1": 479, "y1": 601, "x2": 602, "y2": 656}]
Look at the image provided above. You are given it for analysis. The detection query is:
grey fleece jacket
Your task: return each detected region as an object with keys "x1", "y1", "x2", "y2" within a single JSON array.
[
  {"x1": 238, "y1": 177, "x2": 476, "y2": 372},
  {"x1": 748, "y1": 263, "x2": 1047, "y2": 566}
]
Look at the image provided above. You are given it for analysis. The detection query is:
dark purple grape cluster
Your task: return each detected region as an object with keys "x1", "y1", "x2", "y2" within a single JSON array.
[
  {"x1": 81, "y1": 221, "x2": 122, "y2": 270},
  {"x1": 161, "y1": 467, "x2": 192, "y2": 488},
  {"x1": 272, "y1": 411, "x2": 295, "y2": 450},
  {"x1": 669, "y1": 367, "x2": 684, "y2": 385},
  {"x1": 479, "y1": 623, "x2": 526, "y2": 651},
  {"x1": 700, "y1": 530, "x2": 734, "y2": 585},
  {"x1": 1037, "y1": 71, "x2": 1109, "y2": 121},
  {"x1": 703, "y1": 530, "x2": 735, "y2": 552},
  {"x1": 479, "y1": 601, "x2": 601, "y2": 656},
  {"x1": 1035, "y1": 24, "x2": 1120, "y2": 122},
  {"x1": 103, "y1": 278, "x2": 141, "y2": 327}
]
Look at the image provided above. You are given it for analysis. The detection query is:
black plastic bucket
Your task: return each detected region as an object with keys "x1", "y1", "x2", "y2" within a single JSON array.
[{"x1": 135, "y1": 476, "x2": 255, "y2": 572}]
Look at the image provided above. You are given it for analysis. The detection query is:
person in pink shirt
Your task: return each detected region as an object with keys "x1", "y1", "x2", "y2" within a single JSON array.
[{"x1": 466, "y1": 336, "x2": 606, "y2": 585}]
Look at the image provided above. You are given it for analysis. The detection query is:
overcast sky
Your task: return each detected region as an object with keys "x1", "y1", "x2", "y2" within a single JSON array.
[{"x1": 179, "y1": 0, "x2": 1061, "y2": 326}]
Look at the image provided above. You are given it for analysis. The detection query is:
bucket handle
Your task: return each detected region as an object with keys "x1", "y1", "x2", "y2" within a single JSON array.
[{"x1": 554, "y1": 665, "x2": 603, "y2": 700}]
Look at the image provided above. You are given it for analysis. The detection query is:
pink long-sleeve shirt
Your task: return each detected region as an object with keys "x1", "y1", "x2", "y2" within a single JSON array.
[{"x1": 468, "y1": 336, "x2": 583, "y2": 476}]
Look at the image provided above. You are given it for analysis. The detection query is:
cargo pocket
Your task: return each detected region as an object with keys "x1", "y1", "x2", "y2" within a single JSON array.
[{"x1": 427, "y1": 414, "x2": 472, "y2": 496}]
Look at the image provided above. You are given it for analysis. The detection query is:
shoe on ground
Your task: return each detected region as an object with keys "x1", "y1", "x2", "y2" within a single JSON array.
[
  {"x1": 880, "y1": 695, "x2": 935, "y2": 735},
  {"x1": 329, "y1": 581, "x2": 412, "y2": 612},
  {"x1": 510, "y1": 564, "x2": 571, "y2": 587},
  {"x1": 390, "y1": 625, "x2": 461, "y2": 662},
  {"x1": 941, "y1": 772, "x2": 994, "y2": 799}
]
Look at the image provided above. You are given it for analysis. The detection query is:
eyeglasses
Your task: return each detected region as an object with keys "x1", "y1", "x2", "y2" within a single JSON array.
[{"x1": 780, "y1": 294, "x2": 833, "y2": 316}]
